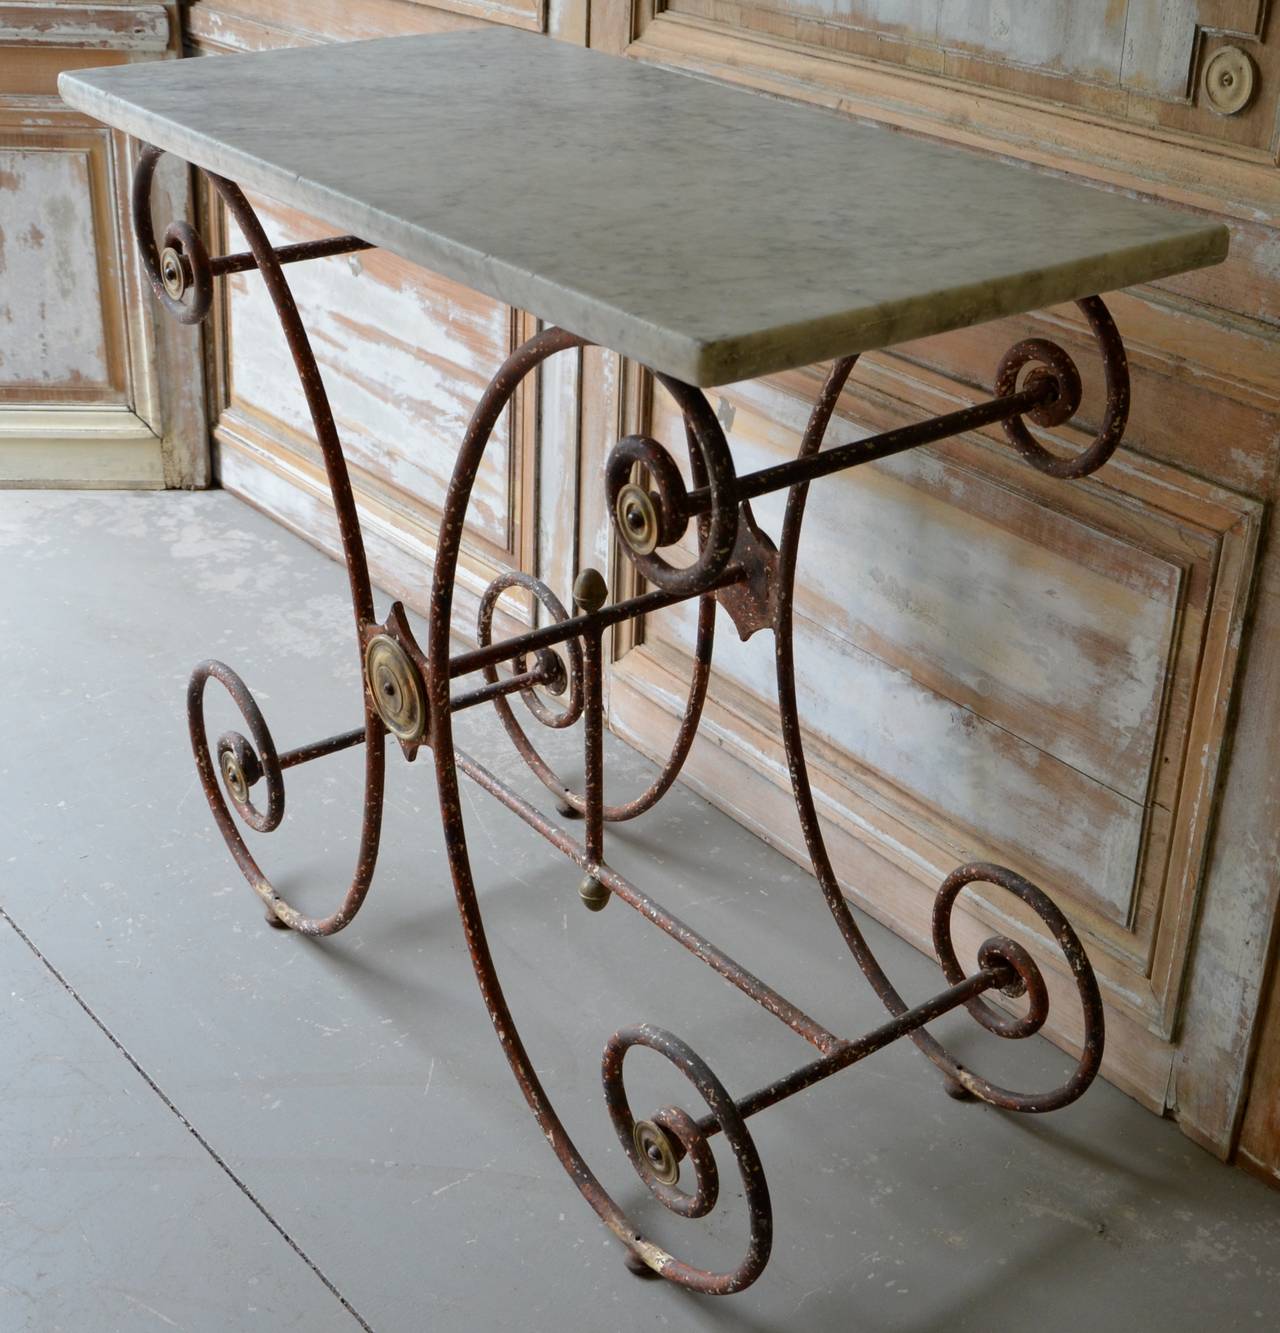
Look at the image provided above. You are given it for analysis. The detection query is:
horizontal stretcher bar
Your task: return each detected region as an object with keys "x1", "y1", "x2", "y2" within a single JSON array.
[
  {"x1": 452, "y1": 741, "x2": 1012, "y2": 1131},
  {"x1": 692, "y1": 967, "x2": 1003, "y2": 1141},
  {"x1": 455, "y1": 742, "x2": 846, "y2": 1054},
  {"x1": 682, "y1": 377, "x2": 1054, "y2": 518},
  {"x1": 268, "y1": 667, "x2": 558, "y2": 772},
  {"x1": 446, "y1": 571, "x2": 745, "y2": 682},
  {"x1": 208, "y1": 234, "x2": 373, "y2": 277}
]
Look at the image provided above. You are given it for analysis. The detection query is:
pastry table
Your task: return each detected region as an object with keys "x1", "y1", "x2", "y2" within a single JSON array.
[{"x1": 60, "y1": 30, "x2": 1227, "y2": 1296}]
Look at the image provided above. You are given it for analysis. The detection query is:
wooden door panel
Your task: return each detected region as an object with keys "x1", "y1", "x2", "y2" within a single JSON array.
[
  {"x1": 588, "y1": 4, "x2": 1278, "y2": 1158},
  {"x1": 636, "y1": 350, "x2": 1258, "y2": 1040},
  {"x1": 662, "y1": 0, "x2": 1277, "y2": 148},
  {"x1": 647, "y1": 399, "x2": 1176, "y2": 918},
  {"x1": 657, "y1": 583, "x2": 1151, "y2": 925},
  {"x1": 0, "y1": 135, "x2": 121, "y2": 399},
  {"x1": 0, "y1": 3, "x2": 205, "y2": 486},
  {"x1": 727, "y1": 396, "x2": 1180, "y2": 801},
  {"x1": 223, "y1": 199, "x2": 514, "y2": 551},
  {"x1": 213, "y1": 193, "x2": 535, "y2": 644}
]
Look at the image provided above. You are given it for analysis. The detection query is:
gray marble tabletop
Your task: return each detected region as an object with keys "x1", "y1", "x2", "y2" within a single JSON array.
[{"x1": 61, "y1": 30, "x2": 1225, "y2": 386}]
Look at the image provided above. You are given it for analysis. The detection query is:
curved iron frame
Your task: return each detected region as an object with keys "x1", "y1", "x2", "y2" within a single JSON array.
[{"x1": 138, "y1": 145, "x2": 1117, "y2": 1295}]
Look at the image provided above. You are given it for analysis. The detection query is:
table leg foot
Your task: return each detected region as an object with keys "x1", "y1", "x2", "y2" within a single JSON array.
[
  {"x1": 188, "y1": 659, "x2": 386, "y2": 938},
  {"x1": 622, "y1": 1248, "x2": 662, "y2": 1280},
  {"x1": 942, "y1": 1075, "x2": 977, "y2": 1102},
  {"x1": 264, "y1": 905, "x2": 290, "y2": 930}
]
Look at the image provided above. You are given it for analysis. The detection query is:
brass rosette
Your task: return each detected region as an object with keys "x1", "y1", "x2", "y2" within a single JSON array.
[{"x1": 363, "y1": 602, "x2": 431, "y2": 757}]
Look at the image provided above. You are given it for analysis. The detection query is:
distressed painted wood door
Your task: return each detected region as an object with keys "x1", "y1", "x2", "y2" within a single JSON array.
[
  {"x1": 586, "y1": 0, "x2": 1280, "y2": 1162},
  {"x1": 0, "y1": 2, "x2": 206, "y2": 486}
]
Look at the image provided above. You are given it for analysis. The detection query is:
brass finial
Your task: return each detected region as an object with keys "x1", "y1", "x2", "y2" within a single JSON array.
[
  {"x1": 579, "y1": 874, "x2": 610, "y2": 912},
  {"x1": 572, "y1": 567, "x2": 608, "y2": 615}
]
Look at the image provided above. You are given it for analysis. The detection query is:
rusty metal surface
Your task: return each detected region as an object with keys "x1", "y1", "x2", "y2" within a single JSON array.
[
  {"x1": 136, "y1": 148, "x2": 387, "y2": 936},
  {"x1": 997, "y1": 296, "x2": 1129, "y2": 479},
  {"x1": 713, "y1": 500, "x2": 780, "y2": 642},
  {"x1": 136, "y1": 140, "x2": 1127, "y2": 1294}
]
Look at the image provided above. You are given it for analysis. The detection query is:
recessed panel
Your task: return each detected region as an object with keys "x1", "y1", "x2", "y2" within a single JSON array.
[
  {"x1": 0, "y1": 145, "x2": 111, "y2": 395},
  {"x1": 666, "y1": 0, "x2": 1212, "y2": 99},
  {"x1": 226, "y1": 198, "x2": 513, "y2": 550},
  {"x1": 649, "y1": 389, "x2": 1184, "y2": 923}
]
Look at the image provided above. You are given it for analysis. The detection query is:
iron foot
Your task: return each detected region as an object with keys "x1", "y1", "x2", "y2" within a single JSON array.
[
  {"x1": 622, "y1": 1248, "x2": 662, "y2": 1280},
  {"x1": 943, "y1": 1074, "x2": 977, "y2": 1102}
]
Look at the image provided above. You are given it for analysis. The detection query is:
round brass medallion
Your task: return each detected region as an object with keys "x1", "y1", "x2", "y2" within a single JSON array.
[
  {"x1": 220, "y1": 747, "x2": 249, "y2": 804},
  {"x1": 365, "y1": 633, "x2": 426, "y2": 742},
  {"x1": 216, "y1": 733, "x2": 262, "y2": 807},
  {"x1": 159, "y1": 245, "x2": 189, "y2": 300},
  {"x1": 615, "y1": 482, "x2": 660, "y2": 556},
  {"x1": 1203, "y1": 45, "x2": 1256, "y2": 117},
  {"x1": 633, "y1": 1119, "x2": 680, "y2": 1187}
]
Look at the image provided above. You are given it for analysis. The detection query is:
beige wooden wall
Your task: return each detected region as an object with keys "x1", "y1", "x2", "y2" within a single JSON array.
[
  {"x1": 0, "y1": 1, "x2": 205, "y2": 486},
  {"x1": 184, "y1": 0, "x2": 1280, "y2": 1167}
]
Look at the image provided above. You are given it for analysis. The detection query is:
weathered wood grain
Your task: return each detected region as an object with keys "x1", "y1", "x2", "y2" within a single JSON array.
[
  {"x1": 0, "y1": 3, "x2": 170, "y2": 50},
  {"x1": 662, "y1": 0, "x2": 1278, "y2": 150},
  {"x1": 0, "y1": 144, "x2": 113, "y2": 394},
  {"x1": 0, "y1": 3, "x2": 203, "y2": 486}
]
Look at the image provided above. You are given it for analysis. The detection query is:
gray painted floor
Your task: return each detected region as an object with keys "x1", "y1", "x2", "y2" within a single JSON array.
[{"x1": 1, "y1": 489, "x2": 1277, "y2": 1333}]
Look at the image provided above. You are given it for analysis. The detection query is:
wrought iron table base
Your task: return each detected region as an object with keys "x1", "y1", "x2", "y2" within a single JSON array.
[{"x1": 139, "y1": 146, "x2": 1111, "y2": 1295}]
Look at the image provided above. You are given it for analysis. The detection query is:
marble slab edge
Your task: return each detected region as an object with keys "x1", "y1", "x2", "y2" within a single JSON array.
[{"x1": 59, "y1": 70, "x2": 1229, "y2": 387}]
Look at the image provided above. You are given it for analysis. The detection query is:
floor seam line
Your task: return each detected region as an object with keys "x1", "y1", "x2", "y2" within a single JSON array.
[{"x1": 0, "y1": 904, "x2": 375, "y2": 1333}]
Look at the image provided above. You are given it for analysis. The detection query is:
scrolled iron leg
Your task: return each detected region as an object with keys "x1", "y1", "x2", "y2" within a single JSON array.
[
  {"x1": 188, "y1": 659, "x2": 385, "y2": 936},
  {"x1": 601, "y1": 1024, "x2": 772, "y2": 1292},
  {"x1": 427, "y1": 330, "x2": 783, "y2": 1294},
  {"x1": 476, "y1": 417, "x2": 721, "y2": 826},
  {"x1": 430, "y1": 314, "x2": 1116, "y2": 1291},
  {"x1": 771, "y1": 324, "x2": 1120, "y2": 1106},
  {"x1": 929, "y1": 862, "x2": 1105, "y2": 1110},
  {"x1": 135, "y1": 144, "x2": 388, "y2": 935}
]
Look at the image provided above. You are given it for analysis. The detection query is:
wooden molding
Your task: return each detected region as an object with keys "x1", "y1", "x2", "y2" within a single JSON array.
[
  {"x1": 0, "y1": 4, "x2": 170, "y2": 51},
  {"x1": 649, "y1": 1, "x2": 1278, "y2": 152},
  {"x1": 0, "y1": 6, "x2": 207, "y2": 487},
  {"x1": 0, "y1": 405, "x2": 164, "y2": 486},
  {"x1": 600, "y1": 7, "x2": 1280, "y2": 201},
  {"x1": 1238, "y1": 932, "x2": 1280, "y2": 1186},
  {"x1": 185, "y1": 0, "x2": 545, "y2": 54}
]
